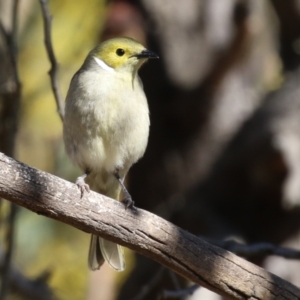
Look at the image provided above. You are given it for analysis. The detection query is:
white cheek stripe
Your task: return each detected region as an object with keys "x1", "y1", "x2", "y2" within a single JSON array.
[{"x1": 93, "y1": 56, "x2": 115, "y2": 73}]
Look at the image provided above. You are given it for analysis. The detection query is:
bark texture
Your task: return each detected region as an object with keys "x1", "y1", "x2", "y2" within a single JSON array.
[{"x1": 0, "y1": 152, "x2": 300, "y2": 300}]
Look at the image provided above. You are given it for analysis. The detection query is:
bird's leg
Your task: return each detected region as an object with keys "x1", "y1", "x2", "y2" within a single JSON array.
[
  {"x1": 76, "y1": 171, "x2": 90, "y2": 197},
  {"x1": 114, "y1": 170, "x2": 134, "y2": 209}
]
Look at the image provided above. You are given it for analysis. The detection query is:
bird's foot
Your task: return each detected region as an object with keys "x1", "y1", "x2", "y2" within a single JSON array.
[
  {"x1": 121, "y1": 195, "x2": 135, "y2": 210},
  {"x1": 76, "y1": 175, "x2": 90, "y2": 198},
  {"x1": 114, "y1": 169, "x2": 136, "y2": 210}
]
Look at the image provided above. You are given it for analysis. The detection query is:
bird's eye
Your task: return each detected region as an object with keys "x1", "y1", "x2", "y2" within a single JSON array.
[{"x1": 116, "y1": 48, "x2": 125, "y2": 56}]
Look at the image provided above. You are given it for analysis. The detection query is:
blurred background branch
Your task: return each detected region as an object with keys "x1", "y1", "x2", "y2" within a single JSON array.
[
  {"x1": 205, "y1": 238, "x2": 300, "y2": 259},
  {"x1": 0, "y1": 0, "x2": 21, "y2": 299},
  {"x1": 39, "y1": 0, "x2": 64, "y2": 121},
  {"x1": 0, "y1": 249, "x2": 56, "y2": 300}
]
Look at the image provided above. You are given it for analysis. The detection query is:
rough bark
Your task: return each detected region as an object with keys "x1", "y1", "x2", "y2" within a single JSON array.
[{"x1": 0, "y1": 152, "x2": 299, "y2": 300}]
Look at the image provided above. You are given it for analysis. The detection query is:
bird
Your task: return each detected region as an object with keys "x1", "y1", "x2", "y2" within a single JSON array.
[{"x1": 63, "y1": 37, "x2": 158, "y2": 271}]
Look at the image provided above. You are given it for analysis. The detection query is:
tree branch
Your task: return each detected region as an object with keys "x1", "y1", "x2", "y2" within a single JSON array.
[
  {"x1": 0, "y1": 250, "x2": 56, "y2": 300},
  {"x1": 0, "y1": 152, "x2": 299, "y2": 300},
  {"x1": 205, "y1": 238, "x2": 300, "y2": 260},
  {"x1": 132, "y1": 267, "x2": 165, "y2": 300},
  {"x1": 161, "y1": 284, "x2": 199, "y2": 299},
  {"x1": 39, "y1": 0, "x2": 64, "y2": 120},
  {"x1": 0, "y1": 1, "x2": 21, "y2": 299}
]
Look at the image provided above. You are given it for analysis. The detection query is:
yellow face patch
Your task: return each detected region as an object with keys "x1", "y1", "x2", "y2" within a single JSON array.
[{"x1": 92, "y1": 37, "x2": 146, "y2": 70}]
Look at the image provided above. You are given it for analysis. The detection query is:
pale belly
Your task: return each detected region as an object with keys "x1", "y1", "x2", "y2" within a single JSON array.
[
  {"x1": 64, "y1": 102, "x2": 149, "y2": 174},
  {"x1": 63, "y1": 68, "x2": 150, "y2": 175}
]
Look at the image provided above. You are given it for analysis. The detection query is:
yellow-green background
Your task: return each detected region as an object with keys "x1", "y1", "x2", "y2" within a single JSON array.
[{"x1": 3, "y1": 1, "x2": 131, "y2": 299}]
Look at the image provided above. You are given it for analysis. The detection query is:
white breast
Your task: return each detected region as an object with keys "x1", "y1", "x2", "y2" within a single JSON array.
[{"x1": 63, "y1": 67, "x2": 150, "y2": 174}]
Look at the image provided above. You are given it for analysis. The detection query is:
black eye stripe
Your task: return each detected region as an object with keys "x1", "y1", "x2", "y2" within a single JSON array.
[{"x1": 116, "y1": 48, "x2": 125, "y2": 56}]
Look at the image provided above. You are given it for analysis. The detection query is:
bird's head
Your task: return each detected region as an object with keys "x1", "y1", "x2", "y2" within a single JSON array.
[{"x1": 88, "y1": 37, "x2": 158, "y2": 73}]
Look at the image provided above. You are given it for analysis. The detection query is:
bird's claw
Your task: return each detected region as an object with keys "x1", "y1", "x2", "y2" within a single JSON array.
[
  {"x1": 121, "y1": 196, "x2": 135, "y2": 210},
  {"x1": 76, "y1": 177, "x2": 90, "y2": 197}
]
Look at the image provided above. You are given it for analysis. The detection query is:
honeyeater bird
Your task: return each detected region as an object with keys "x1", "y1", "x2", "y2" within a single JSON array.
[{"x1": 63, "y1": 37, "x2": 158, "y2": 271}]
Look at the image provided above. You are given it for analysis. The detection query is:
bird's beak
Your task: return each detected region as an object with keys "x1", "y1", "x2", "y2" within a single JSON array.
[{"x1": 134, "y1": 49, "x2": 159, "y2": 59}]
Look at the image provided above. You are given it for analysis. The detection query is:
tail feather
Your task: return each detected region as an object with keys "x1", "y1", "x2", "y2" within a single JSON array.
[
  {"x1": 100, "y1": 238, "x2": 125, "y2": 271},
  {"x1": 87, "y1": 171, "x2": 126, "y2": 272},
  {"x1": 88, "y1": 234, "x2": 104, "y2": 270},
  {"x1": 88, "y1": 234, "x2": 125, "y2": 272}
]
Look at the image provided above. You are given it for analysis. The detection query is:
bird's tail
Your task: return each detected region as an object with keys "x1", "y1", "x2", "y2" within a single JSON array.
[
  {"x1": 88, "y1": 234, "x2": 125, "y2": 271},
  {"x1": 86, "y1": 171, "x2": 126, "y2": 271}
]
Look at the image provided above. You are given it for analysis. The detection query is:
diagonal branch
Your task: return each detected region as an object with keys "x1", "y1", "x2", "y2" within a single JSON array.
[
  {"x1": 39, "y1": 0, "x2": 64, "y2": 120},
  {"x1": 0, "y1": 152, "x2": 299, "y2": 300}
]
